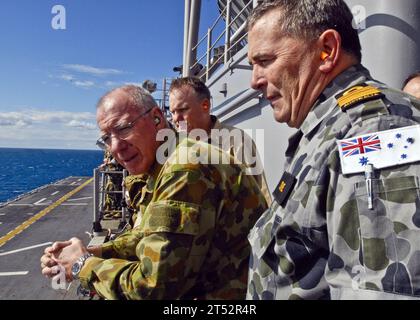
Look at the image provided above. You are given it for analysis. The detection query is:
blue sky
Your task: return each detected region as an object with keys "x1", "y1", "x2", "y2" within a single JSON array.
[{"x1": 0, "y1": 0, "x2": 219, "y2": 150}]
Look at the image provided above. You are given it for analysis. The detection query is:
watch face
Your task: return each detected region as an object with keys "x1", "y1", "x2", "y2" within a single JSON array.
[{"x1": 71, "y1": 262, "x2": 81, "y2": 276}]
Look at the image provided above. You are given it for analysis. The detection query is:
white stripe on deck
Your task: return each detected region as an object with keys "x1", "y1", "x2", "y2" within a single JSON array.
[
  {"x1": 8, "y1": 204, "x2": 34, "y2": 207},
  {"x1": 0, "y1": 214, "x2": 5, "y2": 216},
  {"x1": 0, "y1": 242, "x2": 53, "y2": 256},
  {"x1": 34, "y1": 198, "x2": 47, "y2": 205},
  {"x1": 51, "y1": 191, "x2": 59, "y2": 196},
  {"x1": 66, "y1": 197, "x2": 92, "y2": 202},
  {"x1": 77, "y1": 179, "x2": 82, "y2": 182},
  {"x1": 0, "y1": 271, "x2": 29, "y2": 276}
]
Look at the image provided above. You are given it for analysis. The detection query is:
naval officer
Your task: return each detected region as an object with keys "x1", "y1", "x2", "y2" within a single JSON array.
[{"x1": 246, "y1": 0, "x2": 420, "y2": 299}]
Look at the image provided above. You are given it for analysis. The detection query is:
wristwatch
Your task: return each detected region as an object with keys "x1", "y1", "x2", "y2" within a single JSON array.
[{"x1": 71, "y1": 253, "x2": 93, "y2": 280}]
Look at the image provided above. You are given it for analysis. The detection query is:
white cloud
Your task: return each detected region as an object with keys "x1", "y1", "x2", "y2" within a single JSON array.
[
  {"x1": 0, "y1": 110, "x2": 96, "y2": 128},
  {"x1": 0, "y1": 112, "x2": 32, "y2": 127},
  {"x1": 67, "y1": 120, "x2": 97, "y2": 130},
  {"x1": 73, "y1": 80, "x2": 95, "y2": 88},
  {"x1": 62, "y1": 64, "x2": 125, "y2": 76},
  {"x1": 59, "y1": 74, "x2": 76, "y2": 81},
  {"x1": 0, "y1": 109, "x2": 99, "y2": 149}
]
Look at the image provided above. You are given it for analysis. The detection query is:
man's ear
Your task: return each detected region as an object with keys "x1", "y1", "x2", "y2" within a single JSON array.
[
  {"x1": 317, "y1": 29, "x2": 342, "y2": 73},
  {"x1": 151, "y1": 107, "x2": 164, "y2": 128},
  {"x1": 202, "y1": 99, "x2": 210, "y2": 112}
]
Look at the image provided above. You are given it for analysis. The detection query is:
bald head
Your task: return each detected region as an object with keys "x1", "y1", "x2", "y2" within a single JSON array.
[
  {"x1": 403, "y1": 74, "x2": 420, "y2": 99},
  {"x1": 97, "y1": 85, "x2": 158, "y2": 114}
]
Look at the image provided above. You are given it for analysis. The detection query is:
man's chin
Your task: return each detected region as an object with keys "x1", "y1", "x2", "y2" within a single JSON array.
[{"x1": 273, "y1": 109, "x2": 288, "y2": 124}]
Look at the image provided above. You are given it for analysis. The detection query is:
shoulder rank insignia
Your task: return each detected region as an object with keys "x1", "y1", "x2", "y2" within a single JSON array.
[
  {"x1": 336, "y1": 84, "x2": 384, "y2": 111},
  {"x1": 272, "y1": 172, "x2": 297, "y2": 208},
  {"x1": 337, "y1": 124, "x2": 420, "y2": 175}
]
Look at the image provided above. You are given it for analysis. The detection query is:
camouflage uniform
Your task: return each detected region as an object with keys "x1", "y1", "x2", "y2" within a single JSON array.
[
  {"x1": 102, "y1": 151, "x2": 124, "y2": 217},
  {"x1": 79, "y1": 135, "x2": 267, "y2": 299},
  {"x1": 211, "y1": 115, "x2": 272, "y2": 206},
  {"x1": 247, "y1": 64, "x2": 420, "y2": 300}
]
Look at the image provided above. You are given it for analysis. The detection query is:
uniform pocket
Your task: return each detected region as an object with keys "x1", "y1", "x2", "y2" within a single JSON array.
[
  {"x1": 355, "y1": 175, "x2": 420, "y2": 297},
  {"x1": 248, "y1": 205, "x2": 281, "y2": 260},
  {"x1": 140, "y1": 200, "x2": 200, "y2": 235}
]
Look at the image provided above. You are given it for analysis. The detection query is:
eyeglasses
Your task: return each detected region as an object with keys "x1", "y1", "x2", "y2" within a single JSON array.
[{"x1": 97, "y1": 108, "x2": 153, "y2": 147}]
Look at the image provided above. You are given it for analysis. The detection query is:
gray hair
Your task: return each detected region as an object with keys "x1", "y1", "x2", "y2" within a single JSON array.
[
  {"x1": 97, "y1": 85, "x2": 158, "y2": 112},
  {"x1": 247, "y1": 0, "x2": 362, "y2": 62}
]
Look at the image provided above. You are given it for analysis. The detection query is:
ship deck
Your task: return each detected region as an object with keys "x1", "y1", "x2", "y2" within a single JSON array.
[{"x1": 0, "y1": 176, "x2": 94, "y2": 300}]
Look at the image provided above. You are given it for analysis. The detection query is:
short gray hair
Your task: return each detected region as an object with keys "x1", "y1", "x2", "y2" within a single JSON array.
[
  {"x1": 247, "y1": 0, "x2": 362, "y2": 62},
  {"x1": 97, "y1": 85, "x2": 158, "y2": 112}
]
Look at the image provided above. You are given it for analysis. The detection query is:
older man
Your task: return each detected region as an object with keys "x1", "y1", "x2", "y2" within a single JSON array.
[
  {"x1": 169, "y1": 76, "x2": 272, "y2": 205},
  {"x1": 40, "y1": 85, "x2": 267, "y2": 299},
  {"x1": 246, "y1": 0, "x2": 420, "y2": 300}
]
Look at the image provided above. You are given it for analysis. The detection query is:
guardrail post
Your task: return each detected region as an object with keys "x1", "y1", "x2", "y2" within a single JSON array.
[{"x1": 224, "y1": 0, "x2": 231, "y2": 65}]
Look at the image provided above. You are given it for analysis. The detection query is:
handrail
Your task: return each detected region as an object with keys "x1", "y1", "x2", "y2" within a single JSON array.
[{"x1": 189, "y1": 0, "x2": 253, "y2": 81}]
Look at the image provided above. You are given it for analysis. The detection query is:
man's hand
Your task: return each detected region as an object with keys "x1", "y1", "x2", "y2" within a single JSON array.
[
  {"x1": 53, "y1": 237, "x2": 89, "y2": 282},
  {"x1": 40, "y1": 240, "x2": 72, "y2": 278}
]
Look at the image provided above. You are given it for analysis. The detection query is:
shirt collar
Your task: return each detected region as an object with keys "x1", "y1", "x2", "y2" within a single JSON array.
[{"x1": 300, "y1": 64, "x2": 372, "y2": 137}]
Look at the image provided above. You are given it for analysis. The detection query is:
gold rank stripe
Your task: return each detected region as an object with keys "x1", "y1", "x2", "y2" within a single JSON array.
[
  {"x1": 0, "y1": 178, "x2": 93, "y2": 248},
  {"x1": 337, "y1": 85, "x2": 382, "y2": 109}
]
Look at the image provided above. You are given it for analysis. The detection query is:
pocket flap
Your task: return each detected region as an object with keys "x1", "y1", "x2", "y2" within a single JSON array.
[{"x1": 141, "y1": 200, "x2": 200, "y2": 235}]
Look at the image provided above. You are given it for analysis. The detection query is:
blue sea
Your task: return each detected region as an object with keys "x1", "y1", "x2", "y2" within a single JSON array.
[{"x1": 0, "y1": 148, "x2": 103, "y2": 204}]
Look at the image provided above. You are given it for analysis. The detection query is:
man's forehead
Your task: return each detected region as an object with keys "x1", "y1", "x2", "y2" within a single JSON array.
[
  {"x1": 171, "y1": 85, "x2": 194, "y2": 98},
  {"x1": 170, "y1": 100, "x2": 189, "y2": 112}
]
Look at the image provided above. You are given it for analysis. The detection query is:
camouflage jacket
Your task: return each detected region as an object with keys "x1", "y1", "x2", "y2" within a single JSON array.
[
  {"x1": 247, "y1": 65, "x2": 420, "y2": 300},
  {"x1": 79, "y1": 136, "x2": 267, "y2": 299},
  {"x1": 211, "y1": 115, "x2": 272, "y2": 206}
]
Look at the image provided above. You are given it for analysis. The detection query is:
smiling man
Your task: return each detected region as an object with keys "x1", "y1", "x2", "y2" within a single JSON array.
[
  {"x1": 246, "y1": 0, "x2": 420, "y2": 300},
  {"x1": 40, "y1": 85, "x2": 267, "y2": 299}
]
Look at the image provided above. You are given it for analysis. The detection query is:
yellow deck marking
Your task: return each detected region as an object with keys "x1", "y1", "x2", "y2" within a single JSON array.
[{"x1": 0, "y1": 178, "x2": 93, "y2": 248}]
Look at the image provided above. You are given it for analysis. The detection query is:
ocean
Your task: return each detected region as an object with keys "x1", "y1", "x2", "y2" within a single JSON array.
[{"x1": 0, "y1": 148, "x2": 103, "y2": 204}]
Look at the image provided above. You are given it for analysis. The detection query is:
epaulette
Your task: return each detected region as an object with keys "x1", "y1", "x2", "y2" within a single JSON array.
[{"x1": 336, "y1": 84, "x2": 384, "y2": 111}]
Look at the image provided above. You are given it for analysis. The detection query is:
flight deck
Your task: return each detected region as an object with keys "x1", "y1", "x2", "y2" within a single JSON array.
[{"x1": 0, "y1": 177, "x2": 93, "y2": 300}]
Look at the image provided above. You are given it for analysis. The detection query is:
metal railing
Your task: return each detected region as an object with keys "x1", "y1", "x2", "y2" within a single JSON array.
[
  {"x1": 190, "y1": 0, "x2": 255, "y2": 81},
  {"x1": 92, "y1": 168, "x2": 128, "y2": 235}
]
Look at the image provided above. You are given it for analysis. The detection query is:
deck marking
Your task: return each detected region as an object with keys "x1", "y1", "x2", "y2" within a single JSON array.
[
  {"x1": 0, "y1": 271, "x2": 29, "y2": 276},
  {"x1": 70, "y1": 182, "x2": 77, "y2": 186},
  {"x1": 0, "y1": 178, "x2": 93, "y2": 248},
  {"x1": 67, "y1": 197, "x2": 92, "y2": 202},
  {"x1": 77, "y1": 179, "x2": 82, "y2": 182},
  {"x1": 34, "y1": 198, "x2": 47, "y2": 205},
  {"x1": 0, "y1": 214, "x2": 5, "y2": 216},
  {"x1": 51, "y1": 191, "x2": 59, "y2": 196},
  {"x1": 8, "y1": 204, "x2": 34, "y2": 207},
  {"x1": 0, "y1": 242, "x2": 53, "y2": 256},
  {"x1": 61, "y1": 203, "x2": 88, "y2": 206}
]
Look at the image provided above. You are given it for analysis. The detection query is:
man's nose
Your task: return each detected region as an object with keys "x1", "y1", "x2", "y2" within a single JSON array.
[
  {"x1": 109, "y1": 136, "x2": 128, "y2": 154},
  {"x1": 173, "y1": 113, "x2": 183, "y2": 124},
  {"x1": 250, "y1": 67, "x2": 266, "y2": 90}
]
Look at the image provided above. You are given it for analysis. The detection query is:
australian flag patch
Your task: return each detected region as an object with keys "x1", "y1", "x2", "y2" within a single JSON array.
[{"x1": 337, "y1": 125, "x2": 420, "y2": 175}]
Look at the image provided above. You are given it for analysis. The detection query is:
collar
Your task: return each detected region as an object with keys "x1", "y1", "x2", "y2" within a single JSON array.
[
  {"x1": 300, "y1": 64, "x2": 372, "y2": 137},
  {"x1": 210, "y1": 114, "x2": 221, "y2": 130}
]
